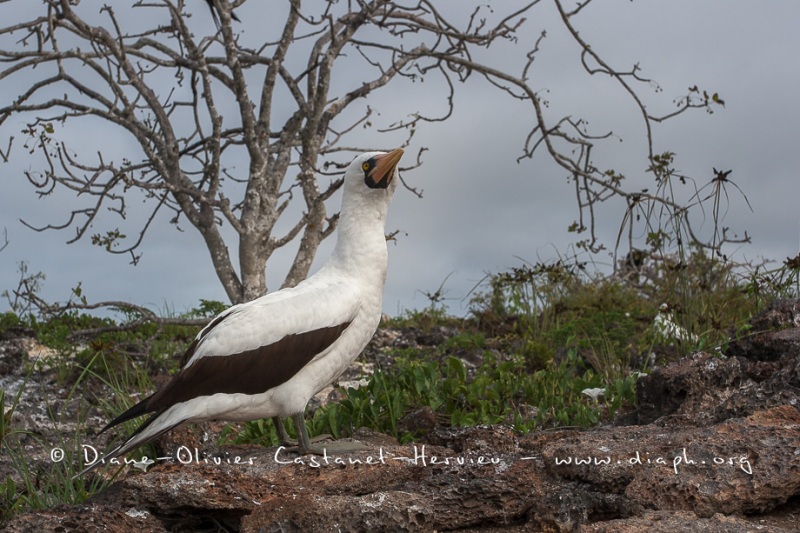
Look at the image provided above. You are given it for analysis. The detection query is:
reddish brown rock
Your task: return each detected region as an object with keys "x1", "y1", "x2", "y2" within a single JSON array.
[
  {"x1": 579, "y1": 510, "x2": 793, "y2": 533},
  {"x1": 726, "y1": 298, "x2": 800, "y2": 361},
  {"x1": 4, "y1": 404, "x2": 800, "y2": 532},
  {"x1": 633, "y1": 337, "x2": 800, "y2": 426}
]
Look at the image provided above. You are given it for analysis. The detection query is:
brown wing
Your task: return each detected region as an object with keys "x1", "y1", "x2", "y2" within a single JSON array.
[
  {"x1": 148, "y1": 322, "x2": 351, "y2": 410},
  {"x1": 101, "y1": 322, "x2": 350, "y2": 432}
]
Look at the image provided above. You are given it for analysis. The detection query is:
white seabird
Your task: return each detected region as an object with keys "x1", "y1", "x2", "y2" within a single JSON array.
[{"x1": 78, "y1": 148, "x2": 404, "y2": 475}]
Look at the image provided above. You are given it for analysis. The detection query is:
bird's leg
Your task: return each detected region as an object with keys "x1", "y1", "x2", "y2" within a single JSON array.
[
  {"x1": 274, "y1": 415, "x2": 330, "y2": 447},
  {"x1": 272, "y1": 412, "x2": 335, "y2": 454},
  {"x1": 293, "y1": 412, "x2": 314, "y2": 454},
  {"x1": 291, "y1": 412, "x2": 367, "y2": 455},
  {"x1": 273, "y1": 416, "x2": 297, "y2": 447},
  {"x1": 291, "y1": 412, "x2": 333, "y2": 451}
]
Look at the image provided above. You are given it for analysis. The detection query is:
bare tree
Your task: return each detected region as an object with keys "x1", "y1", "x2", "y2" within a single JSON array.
[{"x1": 0, "y1": 0, "x2": 743, "y2": 306}]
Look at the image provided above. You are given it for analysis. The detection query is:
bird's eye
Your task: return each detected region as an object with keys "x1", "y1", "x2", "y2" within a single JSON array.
[{"x1": 362, "y1": 161, "x2": 370, "y2": 172}]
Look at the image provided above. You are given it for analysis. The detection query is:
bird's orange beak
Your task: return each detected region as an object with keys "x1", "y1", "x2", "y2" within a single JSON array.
[{"x1": 367, "y1": 148, "x2": 404, "y2": 189}]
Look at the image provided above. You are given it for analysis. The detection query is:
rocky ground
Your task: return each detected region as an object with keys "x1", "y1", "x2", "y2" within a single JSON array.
[{"x1": 1, "y1": 299, "x2": 799, "y2": 532}]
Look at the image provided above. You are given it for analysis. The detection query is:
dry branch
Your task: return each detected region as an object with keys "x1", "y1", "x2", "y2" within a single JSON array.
[{"x1": 0, "y1": 0, "x2": 744, "y2": 313}]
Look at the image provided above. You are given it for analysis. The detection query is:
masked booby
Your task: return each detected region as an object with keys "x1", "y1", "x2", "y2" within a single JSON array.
[{"x1": 78, "y1": 148, "x2": 404, "y2": 476}]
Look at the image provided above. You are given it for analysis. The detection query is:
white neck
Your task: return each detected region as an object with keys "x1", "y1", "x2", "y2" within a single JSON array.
[{"x1": 327, "y1": 189, "x2": 391, "y2": 283}]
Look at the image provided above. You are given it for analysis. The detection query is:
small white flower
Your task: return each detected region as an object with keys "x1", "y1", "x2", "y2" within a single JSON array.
[
  {"x1": 581, "y1": 387, "x2": 605, "y2": 402},
  {"x1": 131, "y1": 458, "x2": 155, "y2": 472}
]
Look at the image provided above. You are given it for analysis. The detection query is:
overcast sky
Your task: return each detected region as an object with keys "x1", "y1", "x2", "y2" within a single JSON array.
[{"x1": 1, "y1": 1, "x2": 798, "y2": 318}]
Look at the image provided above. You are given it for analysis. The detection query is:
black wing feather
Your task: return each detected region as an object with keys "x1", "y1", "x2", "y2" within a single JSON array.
[{"x1": 100, "y1": 322, "x2": 351, "y2": 434}]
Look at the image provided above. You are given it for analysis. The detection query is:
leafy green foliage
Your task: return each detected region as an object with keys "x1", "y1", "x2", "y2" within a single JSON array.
[
  {"x1": 90, "y1": 229, "x2": 127, "y2": 252},
  {"x1": 308, "y1": 349, "x2": 637, "y2": 442},
  {"x1": 184, "y1": 299, "x2": 229, "y2": 319},
  {"x1": 0, "y1": 312, "x2": 22, "y2": 335},
  {"x1": 229, "y1": 344, "x2": 637, "y2": 448}
]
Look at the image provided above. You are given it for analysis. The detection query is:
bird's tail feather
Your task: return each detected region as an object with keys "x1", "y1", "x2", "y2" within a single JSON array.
[
  {"x1": 74, "y1": 410, "x2": 186, "y2": 479},
  {"x1": 98, "y1": 394, "x2": 154, "y2": 434}
]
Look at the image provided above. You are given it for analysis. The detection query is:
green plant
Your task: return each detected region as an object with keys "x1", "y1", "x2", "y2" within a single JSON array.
[
  {"x1": 229, "y1": 350, "x2": 640, "y2": 448},
  {"x1": 184, "y1": 299, "x2": 229, "y2": 319},
  {"x1": 0, "y1": 305, "x2": 206, "y2": 521},
  {"x1": 0, "y1": 370, "x2": 111, "y2": 522},
  {"x1": 0, "y1": 312, "x2": 22, "y2": 336},
  {"x1": 743, "y1": 254, "x2": 800, "y2": 305},
  {"x1": 1, "y1": 427, "x2": 107, "y2": 521}
]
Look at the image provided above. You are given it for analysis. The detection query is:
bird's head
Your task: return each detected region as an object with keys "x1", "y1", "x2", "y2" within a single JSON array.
[
  {"x1": 332, "y1": 148, "x2": 405, "y2": 265},
  {"x1": 345, "y1": 148, "x2": 404, "y2": 196}
]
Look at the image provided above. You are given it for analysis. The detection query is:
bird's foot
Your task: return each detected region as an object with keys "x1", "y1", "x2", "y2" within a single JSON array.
[
  {"x1": 281, "y1": 412, "x2": 367, "y2": 455},
  {"x1": 310, "y1": 433, "x2": 334, "y2": 444},
  {"x1": 278, "y1": 433, "x2": 333, "y2": 451},
  {"x1": 294, "y1": 439, "x2": 369, "y2": 456}
]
